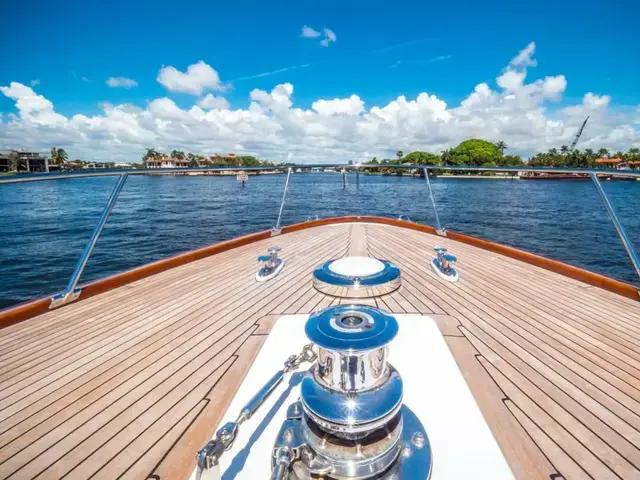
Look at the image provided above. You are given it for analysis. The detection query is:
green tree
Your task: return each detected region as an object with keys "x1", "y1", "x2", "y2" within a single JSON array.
[
  {"x1": 496, "y1": 141, "x2": 508, "y2": 154},
  {"x1": 396, "y1": 151, "x2": 403, "y2": 162},
  {"x1": 500, "y1": 155, "x2": 524, "y2": 166},
  {"x1": 627, "y1": 147, "x2": 640, "y2": 159},
  {"x1": 8, "y1": 151, "x2": 20, "y2": 171},
  {"x1": 402, "y1": 151, "x2": 441, "y2": 165},
  {"x1": 143, "y1": 148, "x2": 159, "y2": 161},
  {"x1": 441, "y1": 149, "x2": 452, "y2": 166},
  {"x1": 560, "y1": 145, "x2": 570, "y2": 156},
  {"x1": 448, "y1": 139, "x2": 503, "y2": 166},
  {"x1": 58, "y1": 148, "x2": 68, "y2": 163},
  {"x1": 49, "y1": 147, "x2": 68, "y2": 165},
  {"x1": 597, "y1": 148, "x2": 609, "y2": 159}
]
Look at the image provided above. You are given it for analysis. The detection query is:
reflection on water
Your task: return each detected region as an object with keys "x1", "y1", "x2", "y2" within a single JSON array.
[{"x1": 0, "y1": 173, "x2": 638, "y2": 309}]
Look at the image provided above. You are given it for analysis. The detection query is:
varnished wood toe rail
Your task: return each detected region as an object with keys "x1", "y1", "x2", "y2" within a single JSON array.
[{"x1": 0, "y1": 216, "x2": 637, "y2": 331}]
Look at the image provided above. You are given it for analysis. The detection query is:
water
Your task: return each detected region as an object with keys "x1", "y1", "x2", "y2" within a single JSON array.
[{"x1": 1, "y1": 173, "x2": 639, "y2": 310}]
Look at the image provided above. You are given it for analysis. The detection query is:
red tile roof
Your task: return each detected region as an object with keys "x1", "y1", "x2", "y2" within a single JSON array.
[{"x1": 595, "y1": 158, "x2": 624, "y2": 163}]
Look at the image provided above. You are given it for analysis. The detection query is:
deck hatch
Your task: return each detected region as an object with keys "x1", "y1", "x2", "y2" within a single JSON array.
[{"x1": 312, "y1": 256, "x2": 401, "y2": 298}]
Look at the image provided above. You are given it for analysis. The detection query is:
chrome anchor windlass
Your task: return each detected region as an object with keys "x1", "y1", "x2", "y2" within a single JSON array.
[{"x1": 272, "y1": 305, "x2": 432, "y2": 480}]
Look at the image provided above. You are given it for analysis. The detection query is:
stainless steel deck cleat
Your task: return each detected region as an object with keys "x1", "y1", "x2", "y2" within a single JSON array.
[
  {"x1": 256, "y1": 246, "x2": 285, "y2": 282},
  {"x1": 431, "y1": 246, "x2": 459, "y2": 282}
]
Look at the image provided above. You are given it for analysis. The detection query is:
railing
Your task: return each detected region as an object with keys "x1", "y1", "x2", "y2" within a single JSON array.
[{"x1": 1, "y1": 164, "x2": 638, "y2": 308}]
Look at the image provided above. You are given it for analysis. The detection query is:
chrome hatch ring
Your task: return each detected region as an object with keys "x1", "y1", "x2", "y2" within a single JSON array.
[{"x1": 312, "y1": 256, "x2": 401, "y2": 298}]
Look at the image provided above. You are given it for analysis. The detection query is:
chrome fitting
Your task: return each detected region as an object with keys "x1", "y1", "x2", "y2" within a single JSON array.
[
  {"x1": 256, "y1": 246, "x2": 285, "y2": 282},
  {"x1": 431, "y1": 246, "x2": 459, "y2": 282},
  {"x1": 49, "y1": 288, "x2": 82, "y2": 309}
]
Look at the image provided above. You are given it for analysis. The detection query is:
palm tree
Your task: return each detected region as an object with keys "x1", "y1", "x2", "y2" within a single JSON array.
[
  {"x1": 627, "y1": 147, "x2": 640, "y2": 159},
  {"x1": 8, "y1": 151, "x2": 20, "y2": 171},
  {"x1": 170, "y1": 149, "x2": 186, "y2": 160},
  {"x1": 560, "y1": 145, "x2": 570, "y2": 156},
  {"x1": 143, "y1": 148, "x2": 156, "y2": 160},
  {"x1": 597, "y1": 148, "x2": 609, "y2": 159},
  {"x1": 396, "y1": 151, "x2": 403, "y2": 163},
  {"x1": 548, "y1": 148, "x2": 558, "y2": 156},
  {"x1": 49, "y1": 147, "x2": 68, "y2": 165},
  {"x1": 496, "y1": 141, "x2": 507, "y2": 153},
  {"x1": 614, "y1": 151, "x2": 625, "y2": 160},
  {"x1": 441, "y1": 149, "x2": 451, "y2": 166},
  {"x1": 57, "y1": 148, "x2": 68, "y2": 163}
]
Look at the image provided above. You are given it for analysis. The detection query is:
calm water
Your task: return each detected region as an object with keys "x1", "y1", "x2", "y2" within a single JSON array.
[{"x1": 1, "y1": 173, "x2": 639, "y2": 309}]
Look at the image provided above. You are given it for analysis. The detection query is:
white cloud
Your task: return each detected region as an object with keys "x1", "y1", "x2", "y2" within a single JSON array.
[
  {"x1": 312, "y1": 95, "x2": 364, "y2": 116},
  {"x1": 301, "y1": 25, "x2": 321, "y2": 38},
  {"x1": 1, "y1": 43, "x2": 639, "y2": 163},
  {"x1": 320, "y1": 28, "x2": 337, "y2": 47},
  {"x1": 197, "y1": 93, "x2": 230, "y2": 110},
  {"x1": 509, "y1": 42, "x2": 537, "y2": 68},
  {"x1": 302, "y1": 26, "x2": 336, "y2": 47},
  {"x1": 157, "y1": 61, "x2": 225, "y2": 95},
  {"x1": 106, "y1": 76, "x2": 138, "y2": 88},
  {"x1": 0, "y1": 82, "x2": 66, "y2": 126}
]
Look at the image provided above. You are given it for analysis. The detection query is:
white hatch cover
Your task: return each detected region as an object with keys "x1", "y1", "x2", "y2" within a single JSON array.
[{"x1": 328, "y1": 256, "x2": 385, "y2": 277}]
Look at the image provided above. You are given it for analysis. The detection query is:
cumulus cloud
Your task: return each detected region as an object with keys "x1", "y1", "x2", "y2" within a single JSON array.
[
  {"x1": 157, "y1": 61, "x2": 225, "y2": 95},
  {"x1": 1, "y1": 43, "x2": 639, "y2": 163},
  {"x1": 197, "y1": 93, "x2": 230, "y2": 110},
  {"x1": 301, "y1": 25, "x2": 321, "y2": 38},
  {"x1": 0, "y1": 82, "x2": 66, "y2": 126},
  {"x1": 320, "y1": 28, "x2": 337, "y2": 47},
  {"x1": 312, "y1": 95, "x2": 365, "y2": 116},
  {"x1": 106, "y1": 76, "x2": 138, "y2": 88}
]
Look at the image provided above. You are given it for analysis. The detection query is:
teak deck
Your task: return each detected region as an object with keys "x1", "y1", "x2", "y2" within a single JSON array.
[{"x1": 0, "y1": 222, "x2": 639, "y2": 480}]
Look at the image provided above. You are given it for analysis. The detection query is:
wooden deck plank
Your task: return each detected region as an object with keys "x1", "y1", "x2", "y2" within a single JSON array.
[
  {"x1": 368, "y1": 234, "x2": 640, "y2": 431},
  {"x1": 0, "y1": 227, "x2": 323, "y2": 360},
  {"x1": 0, "y1": 231, "x2": 345, "y2": 456},
  {"x1": 0, "y1": 227, "x2": 344, "y2": 408},
  {"x1": 444, "y1": 336, "x2": 559, "y2": 480},
  {"x1": 1, "y1": 221, "x2": 639, "y2": 480},
  {"x1": 367, "y1": 230, "x2": 640, "y2": 403}
]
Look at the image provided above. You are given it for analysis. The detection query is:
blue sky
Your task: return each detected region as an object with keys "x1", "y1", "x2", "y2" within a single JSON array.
[
  {"x1": 1, "y1": 0, "x2": 639, "y2": 162},
  {"x1": 3, "y1": 0, "x2": 639, "y2": 113}
]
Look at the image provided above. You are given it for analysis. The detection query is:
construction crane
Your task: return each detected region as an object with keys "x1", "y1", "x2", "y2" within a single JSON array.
[{"x1": 569, "y1": 116, "x2": 589, "y2": 151}]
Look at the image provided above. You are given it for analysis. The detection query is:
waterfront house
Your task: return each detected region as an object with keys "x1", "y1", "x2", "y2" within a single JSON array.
[
  {"x1": 144, "y1": 156, "x2": 190, "y2": 168},
  {"x1": 0, "y1": 150, "x2": 48, "y2": 172},
  {"x1": 209, "y1": 153, "x2": 237, "y2": 165},
  {"x1": 595, "y1": 158, "x2": 625, "y2": 168},
  {"x1": 0, "y1": 151, "x2": 10, "y2": 172}
]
